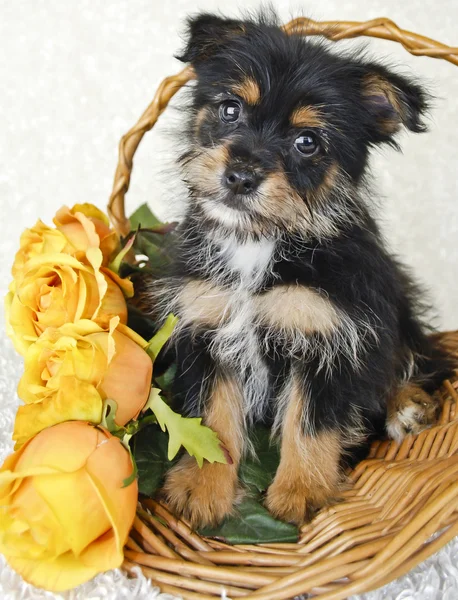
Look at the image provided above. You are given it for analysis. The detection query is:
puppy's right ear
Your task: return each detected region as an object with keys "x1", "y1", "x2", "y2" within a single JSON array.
[{"x1": 177, "y1": 13, "x2": 245, "y2": 64}]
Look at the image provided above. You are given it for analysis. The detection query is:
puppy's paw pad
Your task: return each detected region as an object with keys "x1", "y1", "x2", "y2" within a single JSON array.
[{"x1": 387, "y1": 384, "x2": 440, "y2": 441}]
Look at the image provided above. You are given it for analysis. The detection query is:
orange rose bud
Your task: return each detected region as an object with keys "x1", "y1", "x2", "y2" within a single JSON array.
[{"x1": 0, "y1": 422, "x2": 138, "y2": 592}]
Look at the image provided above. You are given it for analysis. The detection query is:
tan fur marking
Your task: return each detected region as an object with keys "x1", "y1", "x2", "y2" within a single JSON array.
[
  {"x1": 257, "y1": 170, "x2": 310, "y2": 231},
  {"x1": 290, "y1": 106, "x2": 325, "y2": 129},
  {"x1": 232, "y1": 77, "x2": 261, "y2": 105},
  {"x1": 163, "y1": 375, "x2": 244, "y2": 528},
  {"x1": 255, "y1": 285, "x2": 339, "y2": 335},
  {"x1": 194, "y1": 106, "x2": 208, "y2": 137},
  {"x1": 182, "y1": 145, "x2": 229, "y2": 197},
  {"x1": 178, "y1": 279, "x2": 231, "y2": 328},
  {"x1": 387, "y1": 382, "x2": 440, "y2": 441},
  {"x1": 266, "y1": 377, "x2": 342, "y2": 524},
  {"x1": 363, "y1": 74, "x2": 403, "y2": 134},
  {"x1": 316, "y1": 162, "x2": 340, "y2": 199}
]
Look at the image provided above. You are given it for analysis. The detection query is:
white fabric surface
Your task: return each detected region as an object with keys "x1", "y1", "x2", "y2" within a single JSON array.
[{"x1": 1, "y1": 1, "x2": 457, "y2": 598}]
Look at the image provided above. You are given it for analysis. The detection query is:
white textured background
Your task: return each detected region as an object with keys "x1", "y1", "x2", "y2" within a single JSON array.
[{"x1": 1, "y1": 1, "x2": 457, "y2": 599}]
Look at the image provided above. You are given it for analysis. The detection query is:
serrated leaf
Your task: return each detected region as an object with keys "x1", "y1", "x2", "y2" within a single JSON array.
[
  {"x1": 146, "y1": 389, "x2": 227, "y2": 467},
  {"x1": 132, "y1": 424, "x2": 173, "y2": 496},
  {"x1": 129, "y1": 203, "x2": 162, "y2": 229},
  {"x1": 199, "y1": 497, "x2": 298, "y2": 544}
]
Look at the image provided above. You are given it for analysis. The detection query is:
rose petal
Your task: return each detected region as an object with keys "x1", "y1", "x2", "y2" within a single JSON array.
[
  {"x1": 13, "y1": 422, "x2": 99, "y2": 474},
  {"x1": 87, "y1": 330, "x2": 152, "y2": 425},
  {"x1": 13, "y1": 380, "x2": 104, "y2": 449},
  {"x1": 33, "y1": 468, "x2": 111, "y2": 556},
  {"x1": 6, "y1": 552, "x2": 99, "y2": 592},
  {"x1": 82, "y1": 435, "x2": 138, "y2": 567}
]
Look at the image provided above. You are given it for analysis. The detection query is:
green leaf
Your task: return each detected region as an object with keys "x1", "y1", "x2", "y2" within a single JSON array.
[
  {"x1": 138, "y1": 229, "x2": 172, "y2": 248},
  {"x1": 146, "y1": 314, "x2": 178, "y2": 361},
  {"x1": 200, "y1": 428, "x2": 297, "y2": 543},
  {"x1": 155, "y1": 363, "x2": 177, "y2": 394},
  {"x1": 131, "y1": 232, "x2": 173, "y2": 276},
  {"x1": 109, "y1": 234, "x2": 136, "y2": 274},
  {"x1": 129, "y1": 203, "x2": 162, "y2": 229},
  {"x1": 131, "y1": 424, "x2": 172, "y2": 495},
  {"x1": 239, "y1": 427, "x2": 280, "y2": 494},
  {"x1": 199, "y1": 497, "x2": 298, "y2": 544},
  {"x1": 146, "y1": 389, "x2": 227, "y2": 467}
]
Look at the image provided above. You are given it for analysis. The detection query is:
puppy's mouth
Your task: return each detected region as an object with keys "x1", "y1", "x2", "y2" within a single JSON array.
[{"x1": 218, "y1": 190, "x2": 254, "y2": 212}]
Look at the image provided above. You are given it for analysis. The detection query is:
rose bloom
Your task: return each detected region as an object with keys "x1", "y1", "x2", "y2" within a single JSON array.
[
  {"x1": 53, "y1": 203, "x2": 119, "y2": 266},
  {"x1": 13, "y1": 317, "x2": 153, "y2": 448},
  {"x1": 12, "y1": 203, "x2": 119, "y2": 279},
  {"x1": 0, "y1": 421, "x2": 138, "y2": 592},
  {"x1": 5, "y1": 250, "x2": 132, "y2": 355},
  {"x1": 11, "y1": 220, "x2": 72, "y2": 279}
]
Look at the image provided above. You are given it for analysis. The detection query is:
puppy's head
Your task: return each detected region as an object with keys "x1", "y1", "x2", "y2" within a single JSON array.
[{"x1": 178, "y1": 12, "x2": 429, "y2": 238}]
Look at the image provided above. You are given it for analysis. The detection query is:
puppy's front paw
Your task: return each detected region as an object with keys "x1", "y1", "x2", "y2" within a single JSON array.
[
  {"x1": 162, "y1": 455, "x2": 240, "y2": 528},
  {"x1": 387, "y1": 383, "x2": 440, "y2": 442},
  {"x1": 265, "y1": 476, "x2": 338, "y2": 525},
  {"x1": 265, "y1": 479, "x2": 309, "y2": 524}
]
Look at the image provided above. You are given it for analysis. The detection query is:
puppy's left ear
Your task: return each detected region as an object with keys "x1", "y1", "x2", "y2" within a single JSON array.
[
  {"x1": 177, "y1": 13, "x2": 245, "y2": 64},
  {"x1": 360, "y1": 63, "x2": 430, "y2": 143}
]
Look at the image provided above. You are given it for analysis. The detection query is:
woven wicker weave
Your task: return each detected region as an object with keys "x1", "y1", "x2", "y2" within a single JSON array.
[{"x1": 108, "y1": 17, "x2": 458, "y2": 599}]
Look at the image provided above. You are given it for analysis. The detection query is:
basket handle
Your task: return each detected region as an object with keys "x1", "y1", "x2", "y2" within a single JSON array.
[{"x1": 107, "y1": 16, "x2": 458, "y2": 236}]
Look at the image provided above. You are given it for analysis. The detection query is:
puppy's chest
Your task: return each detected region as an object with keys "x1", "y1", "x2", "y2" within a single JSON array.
[{"x1": 176, "y1": 237, "x2": 341, "y2": 354}]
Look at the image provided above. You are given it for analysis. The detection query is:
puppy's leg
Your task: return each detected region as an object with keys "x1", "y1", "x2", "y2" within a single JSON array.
[
  {"x1": 388, "y1": 301, "x2": 455, "y2": 441},
  {"x1": 163, "y1": 373, "x2": 244, "y2": 528},
  {"x1": 266, "y1": 376, "x2": 343, "y2": 524},
  {"x1": 386, "y1": 382, "x2": 440, "y2": 441}
]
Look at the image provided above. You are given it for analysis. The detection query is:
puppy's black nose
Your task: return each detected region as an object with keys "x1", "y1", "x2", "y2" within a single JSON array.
[{"x1": 224, "y1": 169, "x2": 259, "y2": 195}]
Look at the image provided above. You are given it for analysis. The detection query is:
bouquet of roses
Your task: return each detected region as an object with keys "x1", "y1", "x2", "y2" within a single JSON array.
[{"x1": 1, "y1": 203, "x2": 227, "y2": 592}]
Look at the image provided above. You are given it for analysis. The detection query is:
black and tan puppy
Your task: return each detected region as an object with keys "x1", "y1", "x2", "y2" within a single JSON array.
[{"x1": 143, "y1": 12, "x2": 454, "y2": 527}]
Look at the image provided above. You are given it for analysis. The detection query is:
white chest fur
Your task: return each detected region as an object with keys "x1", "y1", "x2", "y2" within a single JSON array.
[
  {"x1": 218, "y1": 235, "x2": 276, "y2": 287},
  {"x1": 208, "y1": 235, "x2": 275, "y2": 422}
]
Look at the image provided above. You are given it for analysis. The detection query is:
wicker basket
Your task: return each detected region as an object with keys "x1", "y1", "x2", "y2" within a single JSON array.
[{"x1": 107, "y1": 17, "x2": 458, "y2": 600}]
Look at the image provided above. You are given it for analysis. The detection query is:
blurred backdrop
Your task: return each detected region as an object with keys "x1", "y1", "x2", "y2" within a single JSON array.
[{"x1": 1, "y1": 0, "x2": 457, "y2": 331}]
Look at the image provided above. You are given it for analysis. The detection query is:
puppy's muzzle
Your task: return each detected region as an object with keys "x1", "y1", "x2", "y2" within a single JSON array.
[{"x1": 223, "y1": 168, "x2": 262, "y2": 196}]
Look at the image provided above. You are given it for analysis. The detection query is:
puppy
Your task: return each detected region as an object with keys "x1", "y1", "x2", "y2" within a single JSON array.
[{"x1": 142, "y1": 12, "x2": 454, "y2": 527}]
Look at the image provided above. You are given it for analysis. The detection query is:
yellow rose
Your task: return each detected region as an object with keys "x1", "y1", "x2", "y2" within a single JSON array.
[
  {"x1": 5, "y1": 251, "x2": 133, "y2": 355},
  {"x1": 53, "y1": 203, "x2": 119, "y2": 266},
  {"x1": 11, "y1": 204, "x2": 119, "y2": 280},
  {"x1": 11, "y1": 220, "x2": 72, "y2": 279},
  {"x1": 13, "y1": 317, "x2": 153, "y2": 448},
  {"x1": 0, "y1": 421, "x2": 138, "y2": 592}
]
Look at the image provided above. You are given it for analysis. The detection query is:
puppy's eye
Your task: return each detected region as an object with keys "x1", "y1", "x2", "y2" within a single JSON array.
[
  {"x1": 294, "y1": 131, "x2": 320, "y2": 156},
  {"x1": 219, "y1": 100, "x2": 242, "y2": 124}
]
